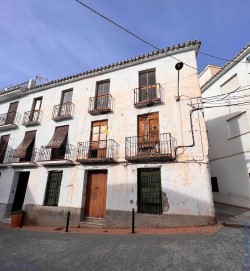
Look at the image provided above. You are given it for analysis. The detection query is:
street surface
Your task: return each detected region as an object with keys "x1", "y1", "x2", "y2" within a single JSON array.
[{"x1": 0, "y1": 226, "x2": 247, "y2": 271}]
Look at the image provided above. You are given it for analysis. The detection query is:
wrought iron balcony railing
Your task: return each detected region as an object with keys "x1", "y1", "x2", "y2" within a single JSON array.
[
  {"x1": 0, "y1": 111, "x2": 20, "y2": 127},
  {"x1": 77, "y1": 139, "x2": 119, "y2": 163},
  {"x1": 52, "y1": 102, "x2": 75, "y2": 120},
  {"x1": 22, "y1": 110, "x2": 42, "y2": 126},
  {"x1": 88, "y1": 94, "x2": 114, "y2": 114},
  {"x1": 5, "y1": 148, "x2": 40, "y2": 164},
  {"x1": 38, "y1": 144, "x2": 76, "y2": 161},
  {"x1": 125, "y1": 133, "x2": 176, "y2": 161},
  {"x1": 134, "y1": 83, "x2": 162, "y2": 107}
]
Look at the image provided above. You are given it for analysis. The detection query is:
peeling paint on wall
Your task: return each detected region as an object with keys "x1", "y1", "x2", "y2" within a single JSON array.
[{"x1": 162, "y1": 191, "x2": 169, "y2": 212}]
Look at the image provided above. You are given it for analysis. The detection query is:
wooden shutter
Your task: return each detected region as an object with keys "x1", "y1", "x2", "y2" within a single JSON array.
[
  {"x1": 5, "y1": 101, "x2": 18, "y2": 124},
  {"x1": 46, "y1": 126, "x2": 69, "y2": 149},
  {"x1": 14, "y1": 131, "x2": 36, "y2": 158},
  {"x1": 148, "y1": 112, "x2": 159, "y2": 141},
  {"x1": 0, "y1": 134, "x2": 10, "y2": 163}
]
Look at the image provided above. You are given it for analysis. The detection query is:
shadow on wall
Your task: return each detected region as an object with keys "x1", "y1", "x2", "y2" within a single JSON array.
[{"x1": 206, "y1": 111, "x2": 250, "y2": 197}]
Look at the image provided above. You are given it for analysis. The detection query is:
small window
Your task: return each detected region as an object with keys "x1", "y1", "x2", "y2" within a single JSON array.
[
  {"x1": 138, "y1": 70, "x2": 156, "y2": 102},
  {"x1": 220, "y1": 74, "x2": 239, "y2": 94},
  {"x1": 211, "y1": 177, "x2": 219, "y2": 192},
  {"x1": 227, "y1": 112, "x2": 250, "y2": 138},
  {"x1": 44, "y1": 171, "x2": 63, "y2": 206},
  {"x1": 138, "y1": 168, "x2": 162, "y2": 214}
]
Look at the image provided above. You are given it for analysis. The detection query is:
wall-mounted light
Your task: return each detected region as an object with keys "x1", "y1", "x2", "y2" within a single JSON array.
[{"x1": 175, "y1": 61, "x2": 184, "y2": 102}]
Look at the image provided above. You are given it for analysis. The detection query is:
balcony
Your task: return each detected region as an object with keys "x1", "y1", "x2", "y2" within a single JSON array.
[
  {"x1": 134, "y1": 83, "x2": 162, "y2": 108},
  {"x1": 88, "y1": 94, "x2": 114, "y2": 114},
  {"x1": 37, "y1": 144, "x2": 76, "y2": 165},
  {"x1": 0, "y1": 111, "x2": 20, "y2": 131},
  {"x1": 22, "y1": 110, "x2": 42, "y2": 126},
  {"x1": 125, "y1": 133, "x2": 176, "y2": 162},
  {"x1": 76, "y1": 139, "x2": 119, "y2": 164},
  {"x1": 5, "y1": 148, "x2": 39, "y2": 167},
  {"x1": 52, "y1": 102, "x2": 75, "y2": 121}
]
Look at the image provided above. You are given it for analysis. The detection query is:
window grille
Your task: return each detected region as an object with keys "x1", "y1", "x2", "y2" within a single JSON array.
[
  {"x1": 44, "y1": 171, "x2": 63, "y2": 206},
  {"x1": 138, "y1": 168, "x2": 162, "y2": 214}
]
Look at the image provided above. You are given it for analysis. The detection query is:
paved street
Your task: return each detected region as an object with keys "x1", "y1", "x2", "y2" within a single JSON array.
[
  {"x1": 215, "y1": 202, "x2": 250, "y2": 226},
  {"x1": 0, "y1": 226, "x2": 248, "y2": 271}
]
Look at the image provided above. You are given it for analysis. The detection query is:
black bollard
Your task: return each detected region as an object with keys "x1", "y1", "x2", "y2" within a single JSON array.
[
  {"x1": 132, "y1": 208, "x2": 135, "y2": 234},
  {"x1": 20, "y1": 212, "x2": 25, "y2": 229},
  {"x1": 65, "y1": 211, "x2": 70, "y2": 232}
]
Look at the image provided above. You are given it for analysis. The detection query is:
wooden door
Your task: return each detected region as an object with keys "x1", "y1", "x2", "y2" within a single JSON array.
[
  {"x1": 85, "y1": 171, "x2": 107, "y2": 218},
  {"x1": 138, "y1": 113, "x2": 159, "y2": 154},
  {"x1": 138, "y1": 113, "x2": 159, "y2": 141},
  {"x1": 5, "y1": 101, "x2": 18, "y2": 124},
  {"x1": 90, "y1": 120, "x2": 108, "y2": 158}
]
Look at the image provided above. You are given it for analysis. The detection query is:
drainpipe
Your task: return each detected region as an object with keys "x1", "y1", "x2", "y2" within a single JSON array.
[{"x1": 174, "y1": 107, "x2": 202, "y2": 160}]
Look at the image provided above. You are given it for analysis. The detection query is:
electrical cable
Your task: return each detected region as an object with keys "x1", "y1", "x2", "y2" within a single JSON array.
[
  {"x1": 74, "y1": 0, "x2": 198, "y2": 71},
  {"x1": 199, "y1": 51, "x2": 249, "y2": 64}
]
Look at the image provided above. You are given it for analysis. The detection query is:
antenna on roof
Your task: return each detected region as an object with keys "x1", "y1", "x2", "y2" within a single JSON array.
[{"x1": 35, "y1": 75, "x2": 48, "y2": 84}]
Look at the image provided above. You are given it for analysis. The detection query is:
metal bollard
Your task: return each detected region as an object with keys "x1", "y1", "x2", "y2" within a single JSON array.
[
  {"x1": 65, "y1": 211, "x2": 70, "y2": 232},
  {"x1": 132, "y1": 208, "x2": 135, "y2": 234}
]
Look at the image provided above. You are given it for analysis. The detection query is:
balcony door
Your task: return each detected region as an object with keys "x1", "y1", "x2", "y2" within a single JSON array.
[
  {"x1": 30, "y1": 97, "x2": 42, "y2": 122},
  {"x1": 5, "y1": 101, "x2": 18, "y2": 125},
  {"x1": 59, "y1": 89, "x2": 73, "y2": 117},
  {"x1": 138, "y1": 113, "x2": 159, "y2": 154},
  {"x1": 0, "y1": 135, "x2": 10, "y2": 163},
  {"x1": 139, "y1": 70, "x2": 156, "y2": 102},
  {"x1": 89, "y1": 120, "x2": 108, "y2": 158},
  {"x1": 95, "y1": 81, "x2": 110, "y2": 110}
]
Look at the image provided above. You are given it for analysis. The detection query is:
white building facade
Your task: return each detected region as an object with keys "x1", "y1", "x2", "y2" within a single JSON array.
[
  {"x1": 0, "y1": 40, "x2": 215, "y2": 228},
  {"x1": 200, "y1": 43, "x2": 250, "y2": 199}
]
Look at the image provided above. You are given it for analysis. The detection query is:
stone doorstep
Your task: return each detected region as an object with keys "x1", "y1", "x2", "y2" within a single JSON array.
[{"x1": 80, "y1": 217, "x2": 105, "y2": 228}]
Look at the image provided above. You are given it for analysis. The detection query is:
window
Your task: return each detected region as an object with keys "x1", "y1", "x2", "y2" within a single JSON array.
[
  {"x1": 139, "y1": 69, "x2": 156, "y2": 102},
  {"x1": 46, "y1": 126, "x2": 69, "y2": 160},
  {"x1": 58, "y1": 89, "x2": 73, "y2": 117},
  {"x1": 44, "y1": 171, "x2": 63, "y2": 206},
  {"x1": 220, "y1": 74, "x2": 239, "y2": 94},
  {"x1": 89, "y1": 120, "x2": 108, "y2": 158},
  {"x1": 30, "y1": 97, "x2": 42, "y2": 122},
  {"x1": 138, "y1": 168, "x2": 162, "y2": 214},
  {"x1": 227, "y1": 112, "x2": 250, "y2": 138},
  {"x1": 211, "y1": 177, "x2": 219, "y2": 192},
  {"x1": 95, "y1": 80, "x2": 110, "y2": 110}
]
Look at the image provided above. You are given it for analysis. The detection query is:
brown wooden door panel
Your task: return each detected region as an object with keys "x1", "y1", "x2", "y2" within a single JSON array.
[
  {"x1": 5, "y1": 101, "x2": 18, "y2": 124},
  {"x1": 85, "y1": 171, "x2": 107, "y2": 218}
]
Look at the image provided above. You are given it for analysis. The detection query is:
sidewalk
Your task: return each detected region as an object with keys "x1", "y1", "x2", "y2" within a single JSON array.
[
  {"x1": 213, "y1": 192, "x2": 250, "y2": 209},
  {"x1": 0, "y1": 222, "x2": 223, "y2": 235}
]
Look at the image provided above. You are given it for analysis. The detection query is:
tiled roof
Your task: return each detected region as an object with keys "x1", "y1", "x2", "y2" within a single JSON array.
[
  {"x1": 200, "y1": 43, "x2": 250, "y2": 90},
  {"x1": 29, "y1": 40, "x2": 200, "y2": 91}
]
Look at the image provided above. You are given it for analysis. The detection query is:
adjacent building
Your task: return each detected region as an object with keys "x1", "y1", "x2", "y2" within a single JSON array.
[
  {"x1": 0, "y1": 40, "x2": 215, "y2": 228},
  {"x1": 200, "y1": 43, "x2": 250, "y2": 199}
]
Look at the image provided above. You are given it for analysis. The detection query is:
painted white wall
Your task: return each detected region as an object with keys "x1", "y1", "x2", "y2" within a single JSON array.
[
  {"x1": 201, "y1": 47, "x2": 250, "y2": 197},
  {"x1": 0, "y1": 45, "x2": 213, "y2": 218}
]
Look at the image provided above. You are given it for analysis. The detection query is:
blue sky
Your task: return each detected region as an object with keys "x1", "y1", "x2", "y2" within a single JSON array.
[{"x1": 0, "y1": 0, "x2": 249, "y2": 88}]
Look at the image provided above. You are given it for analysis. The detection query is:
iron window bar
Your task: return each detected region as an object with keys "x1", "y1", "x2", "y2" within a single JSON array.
[
  {"x1": 38, "y1": 144, "x2": 76, "y2": 161},
  {"x1": 22, "y1": 110, "x2": 43, "y2": 126},
  {"x1": 88, "y1": 94, "x2": 114, "y2": 114},
  {"x1": 134, "y1": 83, "x2": 162, "y2": 107},
  {"x1": 0, "y1": 111, "x2": 20, "y2": 127},
  {"x1": 52, "y1": 102, "x2": 75, "y2": 120}
]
